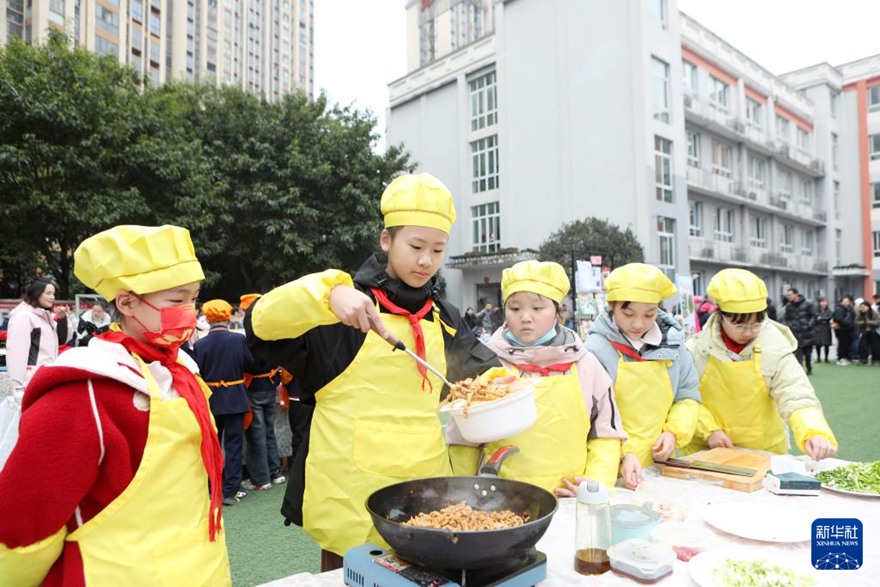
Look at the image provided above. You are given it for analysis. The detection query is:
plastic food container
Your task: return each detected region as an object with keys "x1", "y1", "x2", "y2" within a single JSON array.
[
  {"x1": 607, "y1": 539, "x2": 675, "y2": 583},
  {"x1": 650, "y1": 520, "x2": 714, "y2": 562},
  {"x1": 441, "y1": 381, "x2": 537, "y2": 443},
  {"x1": 610, "y1": 504, "x2": 661, "y2": 544}
]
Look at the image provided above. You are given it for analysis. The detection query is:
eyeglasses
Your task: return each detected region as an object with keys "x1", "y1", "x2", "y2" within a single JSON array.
[{"x1": 722, "y1": 317, "x2": 763, "y2": 333}]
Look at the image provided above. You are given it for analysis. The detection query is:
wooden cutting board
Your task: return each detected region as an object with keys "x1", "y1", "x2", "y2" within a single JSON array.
[{"x1": 659, "y1": 448, "x2": 771, "y2": 492}]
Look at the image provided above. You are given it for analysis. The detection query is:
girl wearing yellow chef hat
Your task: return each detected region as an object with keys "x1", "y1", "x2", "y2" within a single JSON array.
[
  {"x1": 245, "y1": 173, "x2": 500, "y2": 570},
  {"x1": 582, "y1": 263, "x2": 701, "y2": 489},
  {"x1": 0, "y1": 225, "x2": 231, "y2": 585},
  {"x1": 446, "y1": 260, "x2": 630, "y2": 492},
  {"x1": 683, "y1": 269, "x2": 837, "y2": 460}
]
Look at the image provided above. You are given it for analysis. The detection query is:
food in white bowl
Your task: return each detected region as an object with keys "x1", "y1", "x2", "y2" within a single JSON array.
[{"x1": 440, "y1": 378, "x2": 537, "y2": 444}]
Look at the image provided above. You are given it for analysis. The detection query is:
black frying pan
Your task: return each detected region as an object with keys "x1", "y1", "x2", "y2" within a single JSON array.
[{"x1": 365, "y1": 446, "x2": 558, "y2": 570}]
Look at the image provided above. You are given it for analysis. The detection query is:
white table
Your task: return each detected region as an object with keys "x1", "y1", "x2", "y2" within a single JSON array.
[{"x1": 259, "y1": 460, "x2": 878, "y2": 586}]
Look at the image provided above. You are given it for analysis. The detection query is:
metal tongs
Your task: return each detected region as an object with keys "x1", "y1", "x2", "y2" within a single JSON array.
[{"x1": 374, "y1": 326, "x2": 453, "y2": 388}]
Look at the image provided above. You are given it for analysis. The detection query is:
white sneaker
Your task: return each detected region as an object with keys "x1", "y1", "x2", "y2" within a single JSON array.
[
  {"x1": 240, "y1": 479, "x2": 272, "y2": 491},
  {"x1": 271, "y1": 474, "x2": 287, "y2": 485}
]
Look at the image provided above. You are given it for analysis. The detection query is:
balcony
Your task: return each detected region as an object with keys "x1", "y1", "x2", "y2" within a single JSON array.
[
  {"x1": 446, "y1": 248, "x2": 538, "y2": 270},
  {"x1": 771, "y1": 142, "x2": 825, "y2": 178},
  {"x1": 688, "y1": 238, "x2": 749, "y2": 265},
  {"x1": 760, "y1": 252, "x2": 789, "y2": 268},
  {"x1": 831, "y1": 264, "x2": 870, "y2": 277},
  {"x1": 687, "y1": 166, "x2": 734, "y2": 196}
]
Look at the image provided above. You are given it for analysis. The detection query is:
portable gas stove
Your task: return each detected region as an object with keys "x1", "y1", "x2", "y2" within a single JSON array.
[{"x1": 343, "y1": 543, "x2": 547, "y2": 587}]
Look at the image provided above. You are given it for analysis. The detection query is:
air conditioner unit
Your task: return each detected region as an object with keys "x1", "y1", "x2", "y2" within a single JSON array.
[
  {"x1": 748, "y1": 191, "x2": 758, "y2": 201},
  {"x1": 779, "y1": 145, "x2": 790, "y2": 158},
  {"x1": 684, "y1": 95, "x2": 693, "y2": 108},
  {"x1": 701, "y1": 247, "x2": 714, "y2": 258}
]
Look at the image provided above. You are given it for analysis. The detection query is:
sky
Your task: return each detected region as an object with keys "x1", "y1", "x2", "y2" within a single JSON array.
[{"x1": 313, "y1": 0, "x2": 880, "y2": 151}]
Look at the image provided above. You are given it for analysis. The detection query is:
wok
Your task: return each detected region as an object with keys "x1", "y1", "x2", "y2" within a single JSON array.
[{"x1": 365, "y1": 446, "x2": 558, "y2": 570}]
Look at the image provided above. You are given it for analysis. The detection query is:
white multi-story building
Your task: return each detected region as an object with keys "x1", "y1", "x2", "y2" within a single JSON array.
[
  {"x1": 2, "y1": 0, "x2": 314, "y2": 102},
  {"x1": 389, "y1": 0, "x2": 871, "y2": 312}
]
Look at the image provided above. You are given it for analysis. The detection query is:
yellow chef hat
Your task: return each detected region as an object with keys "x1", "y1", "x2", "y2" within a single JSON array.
[
  {"x1": 202, "y1": 299, "x2": 233, "y2": 322},
  {"x1": 74, "y1": 225, "x2": 204, "y2": 301},
  {"x1": 381, "y1": 173, "x2": 456, "y2": 234},
  {"x1": 707, "y1": 269, "x2": 768, "y2": 313},
  {"x1": 239, "y1": 293, "x2": 261, "y2": 311},
  {"x1": 605, "y1": 263, "x2": 677, "y2": 303},
  {"x1": 501, "y1": 260, "x2": 570, "y2": 303}
]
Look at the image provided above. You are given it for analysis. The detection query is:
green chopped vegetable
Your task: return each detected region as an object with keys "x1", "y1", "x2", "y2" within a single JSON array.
[
  {"x1": 815, "y1": 461, "x2": 880, "y2": 494},
  {"x1": 713, "y1": 558, "x2": 817, "y2": 587}
]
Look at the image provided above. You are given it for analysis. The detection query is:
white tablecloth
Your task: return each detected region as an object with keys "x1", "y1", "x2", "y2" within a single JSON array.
[{"x1": 259, "y1": 460, "x2": 878, "y2": 586}]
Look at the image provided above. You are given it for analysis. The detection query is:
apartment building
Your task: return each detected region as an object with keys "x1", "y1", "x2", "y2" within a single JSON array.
[
  {"x1": 388, "y1": 0, "x2": 871, "y2": 311},
  {"x1": 783, "y1": 57, "x2": 880, "y2": 299},
  {"x1": 2, "y1": 0, "x2": 314, "y2": 102}
]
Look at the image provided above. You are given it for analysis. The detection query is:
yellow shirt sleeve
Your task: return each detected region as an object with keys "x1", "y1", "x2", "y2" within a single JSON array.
[
  {"x1": 585, "y1": 437, "x2": 622, "y2": 487},
  {"x1": 789, "y1": 407, "x2": 838, "y2": 453},
  {"x1": 663, "y1": 399, "x2": 700, "y2": 448},
  {"x1": 251, "y1": 269, "x2": 353, "y2": 341},
  {"x1": 695, "y1": 403, "x2": 723, "y2": 442}
]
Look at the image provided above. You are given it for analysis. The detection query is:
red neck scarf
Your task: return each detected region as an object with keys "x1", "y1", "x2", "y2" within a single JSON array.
[
  {"x1": 371, "y1": 288, "x2": 435, "y2": 391},
  {"x1": 517, "y1": 362, "x2": 575, "y2": 377},
  {"x1": 720, "y1": 328, "x2": 747, "y2": 355},
  {"x1": 101, "y1": 330, "x2": 224, "y2": 541},
  {"x1": 610, "y1": 340, "x2": 646, "y2": 362}
]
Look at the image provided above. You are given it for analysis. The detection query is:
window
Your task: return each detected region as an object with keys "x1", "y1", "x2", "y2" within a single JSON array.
[
  {"x1": 830, "y1": 92, "x2": 839, "y2": 119},
  {"x1": 682, "y1": 60, "x2": 697, "y2": 98},
  {"x1": 778, "y1": 170, "x2": 792, "y2": 200},
  {"x1": 686, "y1": 130, "x2": 700, "y2": 167},
  {"x1": 150, "y1": 13, "x2": 161, "y2": 36},
  {"x1": 471, "y1": 202, "x2": 501, "y2": 253},
  {"x1": 835, "y1": 181, "x2": 841, "y2": 219},
  {"x1": 798, "y1": 178, "x2": 813, "y2": 205},
  {"x1": 780, "y1": 224, "x2": 794, "y2": 253},
  {"x1": 692, "y1": 271, "x2": 704, "y2": 296},
  {"x1": 708, "y1": 76, "x2": 729, "y2": 111},
  {"x1": 651, "y1": 57, "x2": 670, "y2": 122},
  {"x1": 796, "y1": 127, "x2": 810, "y2": 154},
  {"x1": 836, "y1": 229, "x2": 842, "y2": 265},
  {"x1": 870, "y1": 134, "x2": 880, "y2": 161},
  {"x1": 646, "y1": 0, "x2": 666, "y2": 29},
  {"x1": 94, "y1": 35, "x2": 118, "y2": 57},
  {"x1": 775, "y1": 115, "x2": 790, "y2": 144},
  {"x1": 832, "y1": 133, "x2": 839, "y2": 171},
  {"x1": 750, "y1": 216, "x2": 767, "y2": 248},
  {"x1": 873, "y1": 183, "x2": 880, "y2": 209},
  {"x1": 469, "y1": 70, "x2": 497, "y2": 131},
  {"x1": 874, "y1": 231, "x2": 880, "y2": 257},
  {"x1": 471, "y1": 135, "x2": 499, "y2": 192},
  {"x1": 689, "y1": 201, "x2": 703, "y2": 237},
  {"x1": 132, "y1": 0, "x2": 144, "y2": 21},
  {"x1": 711, "y1": 141, "x2": 732, "y2": 177},
  {"x1": 657, "y1": 217, "x2": 676, "y2": 277},
  {"x1": 745, "y1": 98, "x2": 763, "y2": 129},
  {"x1": 747, "y1": 155, "x2": 765, "y2": 189},
  {"x1": 869, "y1": 86, "x2": 880, "y2": 112},
  {"x1": 714, "y1": 207, "x2": 734, "y2": 243},
  {"x1": 654, "y1": 136, "x2": 673, "y2": 202},
  {"x1": 96, "y1": 5, "x2": 119, "y2": 36},
  {"x1": 801, "y1": 230, "x2": 815, "y2": 255}
]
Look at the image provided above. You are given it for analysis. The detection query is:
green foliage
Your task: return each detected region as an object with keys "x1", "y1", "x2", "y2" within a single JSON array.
[
  {"x1": 0, "y1": 32, "x2": 411, "y2": 300},
  {"x1": 537, "y1": 217, "x2": 644, "y2": 276}
]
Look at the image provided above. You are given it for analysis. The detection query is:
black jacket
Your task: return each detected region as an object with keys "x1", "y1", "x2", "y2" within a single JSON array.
[
  {"x1": 831, "y1": 304, "x2": 856, "y2": 335},
  {"x1": 783, "y1": 295, "x2": 817, "y2": 346},
  {"x1": 245, "y1": 254, "x2": 500, "y2": 526}
]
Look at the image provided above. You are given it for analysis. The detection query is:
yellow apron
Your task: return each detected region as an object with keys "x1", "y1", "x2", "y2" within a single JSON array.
[
  {"x1": 614, "y1": 356, "x2": 674, "y2": 467},
  {"x1": 686, "y1": 344, "x2": 786, "y2": 454},
  {"x1": 66, "y1": 356, "x2": 231, "y2": 586},
  {"x1": 302, "y1": 309, "x2": 451, "y2": 555},
  {"x1": 483, "y1": 366, "x2": 589, "y2": 492}
]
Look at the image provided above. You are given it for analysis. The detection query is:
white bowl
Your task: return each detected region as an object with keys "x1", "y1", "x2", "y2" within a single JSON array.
[{"x1": 442, "y1": 381, "x2": 537, "y2": 443}]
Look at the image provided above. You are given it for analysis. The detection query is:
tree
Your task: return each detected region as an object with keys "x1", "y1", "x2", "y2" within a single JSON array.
[
  {"x1": 537, "y1": 217, "x2": 644, "y2": 278},
  {"x1": 0, "y1": 31, "x2": 211, "y2": 297}
]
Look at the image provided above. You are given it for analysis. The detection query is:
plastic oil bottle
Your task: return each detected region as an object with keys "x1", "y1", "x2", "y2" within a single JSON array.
[{"x1": 574, "y1": 480, "x2": 612, "y2": 575}]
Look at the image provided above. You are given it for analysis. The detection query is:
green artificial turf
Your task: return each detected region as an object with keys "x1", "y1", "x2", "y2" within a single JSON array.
[{"x1": 224, "y1": 360, "x2": 880, "y2": 585}]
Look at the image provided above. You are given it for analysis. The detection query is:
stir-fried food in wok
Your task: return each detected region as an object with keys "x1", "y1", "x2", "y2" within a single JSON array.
[{"x1": 402, "y1": 502, "x2": 527, "y2": 531}]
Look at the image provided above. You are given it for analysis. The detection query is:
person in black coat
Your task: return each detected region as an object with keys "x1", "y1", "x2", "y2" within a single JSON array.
[
  {"x1": 813, "y1": 297, "x2": 833, "y2": 363},
  {"x1": 831, "y1": 296, "x2": 856, "y2": 364},
  {"x1": 783, "y1": 288, "x2": 817, "y2": 374}
]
